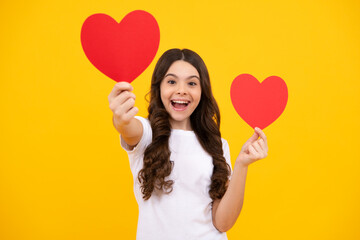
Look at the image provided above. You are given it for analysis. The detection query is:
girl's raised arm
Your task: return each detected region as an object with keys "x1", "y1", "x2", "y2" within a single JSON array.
[
  {"x1": 108, "y1": 82, "x2": 142, "y2": 147},
  {"x1": 212, "y1": 128, "x2": 268, "y2": 232}
]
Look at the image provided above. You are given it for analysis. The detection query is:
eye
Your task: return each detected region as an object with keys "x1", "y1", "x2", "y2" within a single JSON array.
[
  {"x1": 167, "y1": 80, "x2": 176, "y2": 85},
  {"x1": 188, "y1": 81, "x2": 197, "y2": 86}
]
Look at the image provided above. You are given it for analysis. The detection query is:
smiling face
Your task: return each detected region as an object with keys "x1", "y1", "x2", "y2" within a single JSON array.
[{"x1": 160, "y1": 60, "x2": 202, "y2": 130}]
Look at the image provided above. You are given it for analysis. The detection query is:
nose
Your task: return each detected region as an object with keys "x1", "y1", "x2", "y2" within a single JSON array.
[{"x1": 176, "y1": 81, "x2": 188, "y2": 95}]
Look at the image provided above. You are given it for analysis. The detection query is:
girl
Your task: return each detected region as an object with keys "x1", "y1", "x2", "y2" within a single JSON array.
[{"x1": 108, "y1": 49, "x2": 268, "y2": 240}]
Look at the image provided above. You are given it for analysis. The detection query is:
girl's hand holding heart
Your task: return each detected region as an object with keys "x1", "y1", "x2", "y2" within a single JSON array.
[
  {"x1": 108, "y1": 81, "x2": 143, "y2": 147},
  {"x1": 108, "y1": 81, "x2": 138, "y2": 128},
  {"x1": 236, "y1": 127, "x2": 268, "y2": 167}
]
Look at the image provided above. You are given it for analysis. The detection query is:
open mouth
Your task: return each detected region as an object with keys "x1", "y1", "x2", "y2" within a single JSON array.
[{"x1": 171, "y1": 100, "x2": 190, "y2": 110}]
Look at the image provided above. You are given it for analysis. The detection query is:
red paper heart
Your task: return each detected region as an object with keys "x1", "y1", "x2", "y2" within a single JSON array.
[
  {"x1": 230, "y1": 74, "x2": 288, "y2": 129},
  {"x1": 81, "y1": 10, "x2": 160, "y2": 82}
]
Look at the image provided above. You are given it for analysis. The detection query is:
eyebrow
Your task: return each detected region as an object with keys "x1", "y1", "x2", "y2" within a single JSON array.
[{"x1": 164, "y1": 73, "x2": 200, "y2": 80}]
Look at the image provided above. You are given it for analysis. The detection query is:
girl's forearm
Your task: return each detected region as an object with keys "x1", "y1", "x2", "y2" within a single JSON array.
[
  {"x1": 214, "y1": 162, "x2": 248, "y2": 232},
  {"x1": 114, "y1": 116, "x2": 142, "y2": 146}
]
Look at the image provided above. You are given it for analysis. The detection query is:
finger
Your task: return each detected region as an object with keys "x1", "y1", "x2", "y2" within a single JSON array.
[
  {"x1": 126, "y1": 106, "x2": 139, "y2": 119},
  {"x1": 258, "y1": 138, "x2": 268, "y2": 152},
  {"x1": 248, "y1": 145, "x2": 260, "y2": 159},
  {"x1": 108, "y1": 82, "x2": 133, "y2": 102},
  {"x1": 252, "y1": 141, "x2": 263, "y2": 152},
  {"x1": 249, "y1": 144, "x2": 265, "y2": 160},
  {"x1": 253, "y1": 141, "x2": 268, "y2": 159},
  {"x1": 118, "y1": 106, "x2": 139, "y2": 124},
  {"x1": 255, "y1": 127, "x2": 267, "y2": 144},
  {"x1": 113, "y1": 98, "x2": 136, "y2": 120},
  {"x1": 109, "y1": 91, "x2": 136, "y2": 111},
  {"x1": 121, "y1": 97, "x2": 136, "y2": 114},
  {"x1": 114, "y1": 91, "x2": 136, "y2": 105},
  {"x1": 114, "y1": 81, "x2": 133, "y2": 92},
  {"x1": 245, "y1": 131, "x2": 260, "y2": 144},
  {"x1": 241, "y1": 130, "x2": 260, "y2": 153}
]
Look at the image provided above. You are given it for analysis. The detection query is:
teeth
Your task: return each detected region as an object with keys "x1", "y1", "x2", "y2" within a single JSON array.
[{"x1": 172, "y1": 100, "x2": 189, "y2": 104}]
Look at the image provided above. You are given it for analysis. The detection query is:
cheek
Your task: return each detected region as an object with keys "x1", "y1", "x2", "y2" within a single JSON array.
[
  {"x1": 194, "y1": 89, "x2": 202, "y2": 103},
  {"x1": 160, "y1": 87, "x2": 170, "y2": 105},
  {"x1": 160, "y1": 92, "x2": 166, "y2": 106}
]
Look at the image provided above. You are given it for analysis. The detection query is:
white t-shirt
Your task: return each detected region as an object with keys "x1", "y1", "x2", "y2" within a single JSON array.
[{"x1": 120, "y1": 116, "x2": 232, "y2": 240}]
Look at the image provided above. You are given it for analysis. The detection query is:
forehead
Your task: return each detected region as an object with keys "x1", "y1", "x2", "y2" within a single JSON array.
[{"x1": 165, "y1": 60, "x2": 199, "y2": 78}]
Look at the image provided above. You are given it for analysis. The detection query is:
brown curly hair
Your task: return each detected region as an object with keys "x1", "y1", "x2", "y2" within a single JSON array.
[{"x1": 138, "y1": 48, "x2": 231, "y2": 201}]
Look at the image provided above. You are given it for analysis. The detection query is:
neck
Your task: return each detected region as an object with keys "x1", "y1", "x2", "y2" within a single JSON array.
[{"x1": 170, "y1": 119, "x2": 192, "y2": 131}]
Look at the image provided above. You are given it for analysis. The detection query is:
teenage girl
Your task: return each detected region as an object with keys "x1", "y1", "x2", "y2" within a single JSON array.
[{"x1": 108, "y1": 49, "x2": 268, "y2": 240}]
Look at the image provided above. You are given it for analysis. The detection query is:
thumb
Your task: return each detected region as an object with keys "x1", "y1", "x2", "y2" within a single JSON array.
[
  {"x1": 241, "y1": 129, "x2": 259, "y2": 152},
  {"x1": 246, "y1": 129, "x2": 259, "y2": 143}
]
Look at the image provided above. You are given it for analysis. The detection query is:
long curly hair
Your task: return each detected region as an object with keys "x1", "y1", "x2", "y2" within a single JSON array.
[{"x1": 138, "y1": 48, "x2": 231, "y2": 201}]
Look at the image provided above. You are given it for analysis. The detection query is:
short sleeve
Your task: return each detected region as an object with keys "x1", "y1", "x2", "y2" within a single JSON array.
[
  {"x1": 120, "y1": 116, "x2": 152, "y2": 152},
  {"x1": 221, "y1": 138, "x2": 233, "y2": 179}
]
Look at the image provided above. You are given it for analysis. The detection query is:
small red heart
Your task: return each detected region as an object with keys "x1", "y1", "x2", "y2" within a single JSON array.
[
  {"x1": 81, "y1": 10, "x2": 160, "y2": 82},
  {"x1": 230, "y1": 74, "x2": 288, "y2": 129}
]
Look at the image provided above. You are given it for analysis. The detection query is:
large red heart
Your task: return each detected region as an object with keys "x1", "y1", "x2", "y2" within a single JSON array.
[
  {"x1": 230, "y1": 74, "x2": 288, "y2": 129},
  {"x1": 81, "y1": 10, "x2": 160, "y2": 82}
]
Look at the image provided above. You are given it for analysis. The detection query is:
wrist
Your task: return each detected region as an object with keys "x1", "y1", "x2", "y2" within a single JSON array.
[
  {"x1": 234, "y1": 159, "x2": 249, "y2": 169},
  {"x1": 235, "y1": 153, "x2": 250, "y2": 168},
  {"x1": 113, "y1": 115, "x2": 130, "y2": 128},
  {"x1": 113, "y1": 116, "x2": 128, "y2": 134}
]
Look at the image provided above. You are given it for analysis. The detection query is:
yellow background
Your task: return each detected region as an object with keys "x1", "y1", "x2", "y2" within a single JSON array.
[{"x1": 1, "y1": 0, "x2": 359, "y2": 239}]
